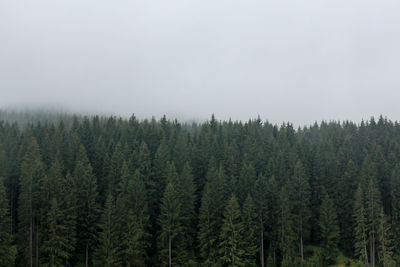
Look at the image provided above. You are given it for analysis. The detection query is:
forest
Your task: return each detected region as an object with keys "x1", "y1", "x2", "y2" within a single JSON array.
[{"x1": 0, "y1": 111, "x2": 400, "y2": 267}]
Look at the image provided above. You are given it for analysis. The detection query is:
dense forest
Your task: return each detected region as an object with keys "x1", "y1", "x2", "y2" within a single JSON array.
[{"x1": 1, "y1": 111, "x2": 400, "y2": 266}]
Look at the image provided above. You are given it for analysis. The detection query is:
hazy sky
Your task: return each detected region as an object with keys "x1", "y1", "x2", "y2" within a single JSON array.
[{"x1": 1, "y1": 0, "x2": 400, "y2": 125}]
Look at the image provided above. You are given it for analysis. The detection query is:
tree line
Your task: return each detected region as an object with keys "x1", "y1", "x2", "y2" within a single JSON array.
[{"x1": 0, "y1": 112, "x2": 400, "y2": 266}]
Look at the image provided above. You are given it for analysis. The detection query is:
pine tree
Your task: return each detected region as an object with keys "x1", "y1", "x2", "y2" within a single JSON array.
[
  {"x1": 319, "y1": 194, "x2": 340, "y2": 265},
  {"x1": 18, "y1": 137, "x2": 44, "y2": 267},
  {"x1": 253, "y1": 174, "x2": 268, "y2": 267},
  {"x1": 94, "y1": 194, "x2": 119, "y2": 267},
  {"x1": 107, "y1": 142, "x2": 125, "y2": 198},
  {"x1": 198, "y1": 164, "x2": 228, "y2": 266},
  {"x1": 42, "y1": 198, "x2": 69, "y2": 266},
  {"x1": 158, "y1": 183, "x2": 181, "y2": 267},
  {"x1": 292, "y1": 160, "x2": 311, "y2": 262},
  {"x1": 365, "y1": 178, "x2": 383, "y2": 267},
  {"x1": 242, "y1": 195, "x2": 258, "y2": 266},
  {"x1": 279, "y1": 182, "x2": 297, "y2": 263},
  {"x1": 0, "y1": 179, "x2": 16, "y2": 266},
  {"x1": 73, "y1": 145, "x2": 99, "y2": 267},
  {"x1": 377, "y1": 208, "x2": 394, "y2": 267},
  {"x1": 176, "y1": 162, "x2": 197, "y2": 263},
  {"x1": 219, "y1": 194, "x2": 245, "y2": 267},
  {"x1": 120, "y1": 170, "x2": 150, "y2": 266},
  {"x1": 390, "y1": 164, "x2": 400, "y2": 260},
  {"x1": 353, "y1": 184, "x2": 368, "y2": 265}
]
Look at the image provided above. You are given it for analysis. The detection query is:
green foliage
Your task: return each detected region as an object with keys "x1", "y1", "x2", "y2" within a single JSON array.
[
  {"x1": 158, "y1": 183, "x2": 181, "y2": 266},
  {"x1": 2, "y1": 112, "x2": 400, "y2": 265},
  {"x1": 0, "y1": 179, "x2": 16, "y2": 266},
  {"x1": 42, "y1": 198, "x2": 70, "y2": 266},
  {"x1": 17, "y1": 137, "x2": 44, "y2": 266},
  {"x1": 319, "y1": 194, "x2": 340, "y2": 265},
  {"x1": 94, "y1": 194, "x2": 120, "y2": 267},
  {"x1": 241, "y1": 195, "x2": 258, "y2": 266},
  {"x1": 353, "y1": 184, "x2": 368, "y2": 265},
  {"x1": 120, "y1": 170, "x2": 150, "y2": 266},
  {"x1": 219, "y1": 194, "x2": 245, "y2": 266}
]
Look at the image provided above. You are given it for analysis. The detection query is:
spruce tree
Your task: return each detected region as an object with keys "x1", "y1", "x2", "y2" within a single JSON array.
[
  {"x1": 18, "y1": 137, "x2": 44, "y2": 267},
  {"x1": 377, "y1": 208, "x2": 394, "y2": 267},
  {"x1": 121, "y1": 170, "x2": 150, "y2": 266},
  {"x1": 279, "y1": 181, "x2": 297, "y2": 263},
  {"x1": 73, "y1": 145, "x2": 99, "y2": 267},
  {"x1": 42, "y1": 198, "x2": 69, "y2": 266},
  {"x1": 158, "y1": 183, "x2": 181, "y2": 267},
  {"x1": 390, "y1": 164, "x2": 400, "y2": 260},
  {"x1": 176, "y1": 162, "x2": 197, "y2": 263},
  {"x1": 219, "y1": 194, "x2": 245, "y2": 267},
  {"x1": 94, "y1": 194, "x2": 119, "y2": 267},
  {"x1": 353, "y1": 184, "x2": 368, "y2": 265},
  {"x1": 0, "y1": 179, "x2": 16, "y2": 266},
  {"x1": 319, "y1": 194, "x2": 340, "y2": 265},
  {"x1": 365, "y1": 178, "x2": 383, "y2": 267},
  {"x1": 241, "y1": 195, "x2": 258, "y2": 267},
  {"x1": 253, "y1": 174, "x2": 268, "y2": 267},
  {"x1": 198, "y1": 164, "x2": 228, "y2": 266},
  {"x1": 292, "y1": 160, "x2": 311, "y2": 262}
]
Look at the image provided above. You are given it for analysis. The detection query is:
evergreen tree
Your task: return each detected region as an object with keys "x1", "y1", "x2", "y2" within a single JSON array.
[
  {"x1": 292, "y1": 160, "x2": 311, "y2": 262},
  {"x1": 319, "y1": 194, "x2": 340, "y2": 265},
  {"x1": 94, "y1": 194, "x2": 119, "y2": 267},
  {"x1": 219, "y1": 194, "x2": 245, "y2": 267},
  {"x1": 176, "y1": 162, "x2": 197, "y2": 263},
  {"x1": 241, "y1": 195, "x2": 258, "y2": 266},
  {"x1": 73, "y1": 145, "x2": 99, "y2": 267},
  {"x1": 0, "y1": 179, "x2": 16, "y2": 266},
  {"x1": 365, "y1": 178, "x2": 383, "y2": 267},
  {"x1": 42, "y1": 198, "x2": 69, "y2": 266},
  {"x1": 390, "y1": 164, "x2": 400, "y2": 261},
  {"x1": 158, "y1": 183, "x2": 181, "y2": 267},
  {"x1": 253, "y1": 174, "x2": 268, "y2": 267},
  {"x1": 279, "y1": 182, "x2": 297, "y2": 263},
  {"x1": 198, "y1": 164, "x2": 228, "y2": 266},
  {"x1": 353, "y1": 184, "x2": 368, "y2": 265},
  {"x1": 121, "y1": 170, "x2": 150, "y2": 266},
  {"x1": 377, "y1": 208, "x2": 394, "y2": 267},
  {"x1": 18, "y1": 137, "x2": 44, "y2": 267}
]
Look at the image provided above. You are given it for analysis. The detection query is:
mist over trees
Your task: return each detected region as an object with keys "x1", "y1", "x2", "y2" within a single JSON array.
[{"x1": 0, "y1": 111, "x2": 400, "y2": 266}]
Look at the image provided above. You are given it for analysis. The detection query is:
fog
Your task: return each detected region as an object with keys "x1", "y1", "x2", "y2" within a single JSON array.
[{"x1": 1, "y1": 0, "x2": 400, "y2": 125}]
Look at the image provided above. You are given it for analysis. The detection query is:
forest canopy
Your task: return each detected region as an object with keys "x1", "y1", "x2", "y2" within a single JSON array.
[{"x1": 0, "y1": 111, "x2": 399, "y2": 266}]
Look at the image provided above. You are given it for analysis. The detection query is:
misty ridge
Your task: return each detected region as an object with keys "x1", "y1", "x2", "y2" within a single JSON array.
[{"x1": 1, "y1": 109, "x2": 400, "y2": 266}]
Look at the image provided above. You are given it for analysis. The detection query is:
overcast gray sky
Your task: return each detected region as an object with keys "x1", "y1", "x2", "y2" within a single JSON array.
[{"x1": 1, "y1": 0, "x2": 400, "y2": 125}]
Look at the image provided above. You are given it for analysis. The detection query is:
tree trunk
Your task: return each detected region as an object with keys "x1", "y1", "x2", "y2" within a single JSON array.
[
  {"x1": 86, "y1": 244, "x2": 89, "y2": 267},
  {"x1": 30, "y1": 216, "x2": 33, "y2": 267},
  {"x1": 169, "y1": 234, "x2": 171, "y2": 267},
  {"x1": 36, "y1": 222, "x2": 39, "y2": 267},
  {"x1": 300, "y1": 233, "x2": 304, "y2": 262},
  {"x1": 372, "y1": 233, "x2": 375, "y2": 267},
  {"x1": 260, "y1": 228, "x2": 264, "y2": 267}
]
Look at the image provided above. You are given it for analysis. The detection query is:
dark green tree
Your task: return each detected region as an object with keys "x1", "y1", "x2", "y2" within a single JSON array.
[
  {"x1": 241, "y1": 195, "x2": 258, "y2": 267},
  {"x1": 158, "y1": 183, "x2": 181, "y2": 267},
  {"x1": 377, "y1": 208, "x2": 394, "y2": 267},
  {"x1": 319, "y1": 194, "x2": 340, "y2": 265},
  {"x1": 18, "y1": 137, "x2": 44, "y2": 267},
  {"x1": 353, "y1": 184, "x2": 368, "y2": 265},
  {"x1": 365, "y1": 178, "x2": 383, "y2": 267},
  {"x1": 120, "y1": 170, "x2": 150, "y2": 266},
  {"x1": 94, "y1": 194, "x2": 119, "y2": 267},
  {"x1": 198, "y1": 164, "x2": 228, "y2": 266},
  {"x1": 73, "y1": 145, "x2": 99, "y2": 267},
  {"x1": 219, "y1": 194, "x2": 245, "y2": 267},
  {"x1": 42, "y1": 198, "x2": 69, "y2": 266},
  {"x1": 0, "y1": 179, "x2": 16, "y2": 266}
]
